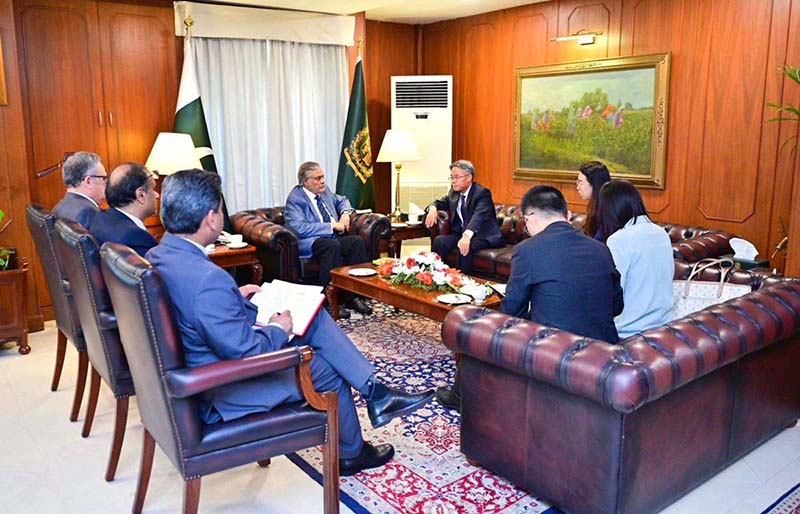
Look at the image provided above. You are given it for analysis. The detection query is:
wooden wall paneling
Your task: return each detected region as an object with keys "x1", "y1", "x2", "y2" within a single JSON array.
[
  {"x1": 97, "y1": 1, "x2": 177, "y2": 168},
  {"x1": 0, "y1": 0, "x2": 43, "y2": 331},
  {"x1": 15, "y1": 0, "x2": 107, "y2": 210},
  {"x1": 555, "y1": 0, "x2": 622, "y2": 62},
  {"x1": 364, "y1": 20, "x2": 417, "y2": 214},
  {"x1": 783, "y1": 0, "x2": 800, "y2": 277}
]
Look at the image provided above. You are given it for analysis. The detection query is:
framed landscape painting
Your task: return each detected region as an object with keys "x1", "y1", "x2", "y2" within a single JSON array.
[{"x1": 513, "y1": 53, "x2": 670, "y2": 189}]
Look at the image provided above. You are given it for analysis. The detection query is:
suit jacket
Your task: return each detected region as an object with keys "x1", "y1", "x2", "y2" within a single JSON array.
[
  {"x1": 284, "y1": 185, "x2": 353, "y2": 258},
  {"x1": 432, "y1": 183, "x2": 504, "y2": 246},
  {"x1": 146, "y1": 233, "x2": 292, "y2": 423},
  {"x1": 501, "y1": 221, "x2": 624, "y2": 343},
  {"x1": 89, "y1": 208, "x2": 157, "y2": 258},
  {"x1": 52, "y1": 192, "x2": 100, "y2": 228}
]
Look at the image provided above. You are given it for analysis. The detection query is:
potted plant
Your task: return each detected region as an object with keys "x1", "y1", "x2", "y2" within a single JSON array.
[{"x1": 0, "y1": 208, "x2": 30, "y2": 354}]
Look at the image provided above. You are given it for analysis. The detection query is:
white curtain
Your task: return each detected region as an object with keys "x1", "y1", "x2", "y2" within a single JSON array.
[{"x1": 192, "y1": 37, "x2": 348, "y2": 212}]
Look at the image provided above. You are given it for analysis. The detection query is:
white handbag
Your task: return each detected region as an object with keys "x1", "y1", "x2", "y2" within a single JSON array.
[{"x1": 672, "y1": 258, "x2": 751, "y2": 319}]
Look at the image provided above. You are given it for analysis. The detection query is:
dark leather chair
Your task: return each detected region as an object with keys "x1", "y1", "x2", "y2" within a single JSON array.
[
  {"x1": 231, "y1": 207, "x2": 390, "y2": 284},
  {"x1": 99, "y1": 242, "x2": 340, "y2": 514},
  {"x1": 54, "y1": 218, "x2": 134, "y2": 481},
  {"x1": 25, "y1": 204, "x2": 88, "y2": 422}
]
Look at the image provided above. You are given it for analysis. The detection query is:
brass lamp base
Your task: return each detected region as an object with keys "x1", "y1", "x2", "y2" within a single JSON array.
[{"x1": 390, "y1": 162, "x2": 403, "y2": 223}]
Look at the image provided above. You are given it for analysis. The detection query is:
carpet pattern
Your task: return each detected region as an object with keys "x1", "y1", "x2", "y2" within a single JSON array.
[
  {"x1": 760, "y1": 482, "x2": 800, "y2": 514},
  {"x1": 289, "y1": 303, "x2": 557, "y2": 514}
]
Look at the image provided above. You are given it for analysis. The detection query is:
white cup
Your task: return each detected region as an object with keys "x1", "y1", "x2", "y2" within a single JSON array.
[
  {"x1": 408, "y1": 213, "x2": 420, "y2": 223},
  {"x1": 229, "y1": 234, "x2": 244, "y2": 245}
]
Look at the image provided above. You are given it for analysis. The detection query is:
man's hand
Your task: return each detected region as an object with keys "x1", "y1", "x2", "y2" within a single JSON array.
[
  {"x1": 239, "y1": 284, "x2": 261, "y2": 297},
  {"x1": 332, "y1": 220, "x2": 347, "y2": 233},
  {"x1": 268, "y1": 310, "x2": 293, "y2": 334},
  {"x1": 458, "y1": 235, "x2": 471, "y2": 256},
  {"x1": 340, "y1": 212, "x2": 351, "y2": 231},
  {"x1": 424, "y1": 208, "x2": 438, "y2": 228}
]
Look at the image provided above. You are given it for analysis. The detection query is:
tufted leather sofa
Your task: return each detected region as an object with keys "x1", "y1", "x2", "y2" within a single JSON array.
[
  {"x1": 431, "y1": 204, "x2": 737, "y2": 281},
  {"x1": 231, "y1": 207, "x2": 390, "y2": 284},
  {"x1": 442, "y1": 268, "x2": 800, "y2": 514}
]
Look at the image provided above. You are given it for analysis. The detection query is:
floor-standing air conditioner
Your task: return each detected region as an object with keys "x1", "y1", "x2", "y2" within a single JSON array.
[{"x1": 391, "y1": 75, "x2": 453, "y2": 213}]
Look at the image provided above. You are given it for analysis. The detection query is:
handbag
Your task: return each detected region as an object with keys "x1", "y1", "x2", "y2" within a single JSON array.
[{"x1": 672, "y1": 258, "x2": 751, "y2": 319}]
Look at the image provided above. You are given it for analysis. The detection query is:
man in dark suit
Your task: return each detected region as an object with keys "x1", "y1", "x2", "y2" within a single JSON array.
[
  {"x1": 89, "y1": 162, "x2": 158, "y2": 257},
  {"x1": 501, "y1": 185, "x2": 623, "y2": 342},
  {"x1": 424, "y1": 159, "x2": 504, "y2": 272},
  {"x1": 284, "y1": 161, "x2": 372, "y2": 316},
  {"x1": 52, "y1": 151, "x2": 107, "y2": 228},
  {"x1": 147, "y1": 169, "x2": 433, "y2": 476},
  {"x1": 437, "y1": 185, "x2": 623, "y2": 411}
]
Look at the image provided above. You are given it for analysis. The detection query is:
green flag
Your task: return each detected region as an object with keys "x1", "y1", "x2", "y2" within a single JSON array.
[
  {"x1": 336, "y1": 57, "x2": 375, "y2": 210},
  {"x1": 173, "y1": 37, "x2": 232, "y2": 231}
]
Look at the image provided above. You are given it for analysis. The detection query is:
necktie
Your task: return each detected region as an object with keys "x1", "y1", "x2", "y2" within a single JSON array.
[
  {"x1": 315, "y1": 195, "x2": 331, "y2": 223},
  {"x1": 459, "y1": 194, "x2": 470, "y2": 227}
]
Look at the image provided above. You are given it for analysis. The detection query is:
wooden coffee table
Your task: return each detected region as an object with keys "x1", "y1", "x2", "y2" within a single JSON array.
[
  {"x1": 208, "y1": 244, "x2": 263, "y2": 284},
  {"x1": 327, "y1": 264, "x2": 502, "y2": 322}
]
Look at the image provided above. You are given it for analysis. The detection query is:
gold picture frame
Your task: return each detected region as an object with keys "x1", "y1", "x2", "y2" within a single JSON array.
[
  {"x1": 514, "y1": 53, "x2": 670, "y2": 189},
  {"x1": 0, "y1": 34, "x2": 7, "y2": 106}
]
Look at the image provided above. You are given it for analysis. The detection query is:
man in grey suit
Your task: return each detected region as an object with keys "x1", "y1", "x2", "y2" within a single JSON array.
[
  {"x1": 147, "y1": 169, "x2": 433, "y2": 476},
  {"x1": 52, "y1": 151, "x2": 107, "y2": 228}
]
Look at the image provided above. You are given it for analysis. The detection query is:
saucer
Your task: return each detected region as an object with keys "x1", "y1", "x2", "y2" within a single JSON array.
[
  {"x1": 436, "y1": 293, "x2": 472, "y2": 305},
  {"x1": 348, "y1": 268, "x2": 378, "y2": 277},
  {"x1": 406, "y1": 221, "x2": 422, "y2": 226},
  {"x1": 226, "y1": 242, "x2": 248, "y2": 249},
  {"x1": 390, "y1": 222, "x2": 407, "y2": 228}
]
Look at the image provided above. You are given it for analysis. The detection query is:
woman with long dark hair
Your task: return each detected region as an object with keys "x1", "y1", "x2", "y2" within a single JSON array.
[
  {"x1": 597, "y1": 179, "x2": 673, "y2": 338},
  {"x1": 576, "y1": 161, "x2": 611, "y2": 239}
]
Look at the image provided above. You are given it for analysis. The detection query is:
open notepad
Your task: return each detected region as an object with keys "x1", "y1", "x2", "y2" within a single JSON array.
[{"x1": 249, "y1": 280, "x2": 325, "y2": 337}]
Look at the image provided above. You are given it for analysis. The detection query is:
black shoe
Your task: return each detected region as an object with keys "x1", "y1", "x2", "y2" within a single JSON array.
[
  {"x1": 348, "y1": 296, "x2": 373, "y2": 315},
  {"x1": 436, "y1": 386, "x2": 461, "y2": 412},
  {"x1": 339, "y1": 442, "x2": 395, "y2": 477},
  {"x1": 326, "y1": 305, "x2": 351, "y2": 319},
  {"x1": 367, "y1": 386, "x2": 435, "y2": 428}
]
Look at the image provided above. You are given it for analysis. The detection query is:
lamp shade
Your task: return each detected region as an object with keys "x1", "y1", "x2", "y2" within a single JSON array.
[
  {"x1": 145, "y1": 132, "x2": 202, "y2": 176},
  {"x1": 376, "y1": 129, "x2": 422, "y2": 163}
]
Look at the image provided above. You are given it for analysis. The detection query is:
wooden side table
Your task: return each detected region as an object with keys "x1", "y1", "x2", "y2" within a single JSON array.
[
  {"x1": 0, "y1": 257, "x2": 30, "y2": 354},
  {"x1": 208, "y1": 244, "x2": 263, "y2": 284},
  {"x1": 385, "y1": 223, "x2": 432, "y2": 258}
]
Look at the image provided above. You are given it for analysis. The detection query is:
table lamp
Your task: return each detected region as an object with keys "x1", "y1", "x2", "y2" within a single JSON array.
[
  {"x1": 376, "y1": 129, "x2": 422, "y2": 223},
  {"x1": 145, "y1": 132, "x2": 202, "y2": 177}
]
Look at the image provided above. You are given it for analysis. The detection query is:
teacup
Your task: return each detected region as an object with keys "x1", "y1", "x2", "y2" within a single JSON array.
[
  {"x1": 408, "y1": 213, "x2": 420, "y2": 223},
  {"x1": 229, "y1": 234, "x2": 244, "y2": 245},
  {"x1": 462, "y1": 284, "x2": 488, "y2": 304}
]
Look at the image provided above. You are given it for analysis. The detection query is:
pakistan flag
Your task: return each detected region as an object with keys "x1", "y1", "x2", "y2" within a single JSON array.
[
  {"x1": 336, "y1": 57, "x2": 375, "y2": 210},
  {"x1": 174, "y1": 37, "x2": 232, "y2": 231}
]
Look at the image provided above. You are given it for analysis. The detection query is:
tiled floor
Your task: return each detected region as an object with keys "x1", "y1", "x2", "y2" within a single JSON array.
[{"x1": 1, "y1": 323, "x2": 798, "y2": 514}]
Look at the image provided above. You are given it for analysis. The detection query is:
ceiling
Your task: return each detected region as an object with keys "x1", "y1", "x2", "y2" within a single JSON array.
[{"x1": 198, "y1": 1, "x2": 546, "y2": 25}]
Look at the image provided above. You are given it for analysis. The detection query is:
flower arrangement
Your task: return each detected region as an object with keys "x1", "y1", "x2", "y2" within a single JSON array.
[{"x1": 376, "y1": 250, "x2": 476, "y2": 291}]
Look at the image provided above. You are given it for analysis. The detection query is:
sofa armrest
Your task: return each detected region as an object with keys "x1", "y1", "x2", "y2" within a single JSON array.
[
  {"x1": 164, "y1": 346, "x2": 308, "y2": 399},
  {"x1": 441, "y1": 306, "x2": 649, "y2": 413},
  {"x1": 351, "y1": 212, "x2": 391, "y2": 259},
  {"x1": 428, "y1": 210, "x2": 452, "y2": 238}
]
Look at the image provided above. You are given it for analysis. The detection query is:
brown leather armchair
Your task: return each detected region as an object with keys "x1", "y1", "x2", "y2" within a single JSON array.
[
  {"x1": 99, "y1": 242, "x2": 341, "y2": 514},
  {"x1": 25, "y1": 204, "x2": 88, "y2": 422},
  {"x1": 54, "y1": 218, "x2": 133, "y2": 481},
  {"x1": 231, "y1": 207, "x2": 390, "y2": 284}
]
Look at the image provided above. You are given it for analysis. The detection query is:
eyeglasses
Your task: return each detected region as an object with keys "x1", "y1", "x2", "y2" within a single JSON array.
[
  {"x1": 308, "y1": 175, "x2": 325, "y2": 182},
  {"x1": 88, "y1": 175, "x2": 108, "y2": 182},
  {"x1": 449, "y1": 174, "x2": 468, "y2": 181},
  {"x1": 576, "y1": 179, "x2": 588, "y2": 187}
]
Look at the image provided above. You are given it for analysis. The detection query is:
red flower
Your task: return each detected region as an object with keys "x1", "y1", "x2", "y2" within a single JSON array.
[
  {"x1": 415, "y1": 272, "x2": 433, "y2": 285},
  {"x1": 377, "y1": 262, "x2": 395, "y2": 276},
  {"x1": 406, "y1": 257, "x2": 415, "y2": 268},
  {"x1": 450, "y1": 275, "x2": 463, "y2": 287}
]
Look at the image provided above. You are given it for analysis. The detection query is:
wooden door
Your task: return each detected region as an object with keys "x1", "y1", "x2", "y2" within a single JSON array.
[
  {"x1": 97, "y1": 1, "x2": 178, "y2": 169},
  {"x1": 15, "y1": 0, "x2": 107, "y2": 209}
]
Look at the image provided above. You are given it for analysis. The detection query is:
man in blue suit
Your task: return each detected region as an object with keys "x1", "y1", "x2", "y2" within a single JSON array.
[
  {"x1": 89, "y1": 162, "x2": 158, "y2": 257},
  {"x1": 424, "y1": 160, "x2": 505, "y2": 273},
  {"x1": 284, "y1": 161, "x2": 372, "y2": 316},
  {"x1": 147, "y1": 169, "x2": 433, "y2": 476},
  {"x1": 52, "y1": 151, "x2": 107, "y2": 228}
]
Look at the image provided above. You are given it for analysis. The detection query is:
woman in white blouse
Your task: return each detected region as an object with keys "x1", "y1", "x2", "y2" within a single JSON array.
[{"x1": 597, "y1": 180, "x2": 674, "y2": 339}]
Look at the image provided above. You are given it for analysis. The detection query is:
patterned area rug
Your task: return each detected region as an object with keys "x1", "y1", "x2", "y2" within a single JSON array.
[
  {"x1": 288, "y1": 303, "x2": 559, "y2": 514},
  {"x1": 760, "y1": 482, "x2": 800, "y2": 514}
]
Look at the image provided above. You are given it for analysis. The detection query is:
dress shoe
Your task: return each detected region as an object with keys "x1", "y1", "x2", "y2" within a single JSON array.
[
  {"x1": 348, "y1": 296, "x2": 373, "y2": 315},
  {"x1": 436, "y1": 386, "x2": 461, "y2": 412},
  {"x1": 339, "y1": 442, "x2": 395, "y2": 477},
  {"x1": 325, "y1": 305, "x2": 351, "y2": 319},
  {"x1": 367, "y1": 385, "x2": 435, "y2": 428}
]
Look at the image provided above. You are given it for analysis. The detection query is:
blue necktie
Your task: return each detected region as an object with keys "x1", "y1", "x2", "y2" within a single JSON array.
[{"x1": 316, "y1": 195, "x2": 331, "y2": 223}]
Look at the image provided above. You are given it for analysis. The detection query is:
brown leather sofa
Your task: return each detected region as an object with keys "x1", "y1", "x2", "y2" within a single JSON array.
[
  {"x1": 231, "y1": 207, "x2": 390, "y2": 284},
  {"x1": 442, "y1": 267, "x2": 800, "y2": 514},
  {"x1": 432, "y1": 204, "x2": 736, "y2": 281}
]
